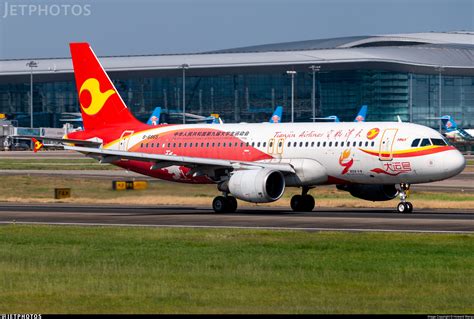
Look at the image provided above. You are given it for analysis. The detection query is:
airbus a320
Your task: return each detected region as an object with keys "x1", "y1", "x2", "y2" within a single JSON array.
[{"x1": 39, "y1": 43, "x2": 466, "y2": 214}]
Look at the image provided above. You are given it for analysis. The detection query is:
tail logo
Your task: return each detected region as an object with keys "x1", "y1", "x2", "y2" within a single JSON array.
[
  {"x1": 79, "y1": 78, "x2": 115, "y2": 116},
  {"x1": 32, "y1": 137, "x2": 43, "y2": 153}
]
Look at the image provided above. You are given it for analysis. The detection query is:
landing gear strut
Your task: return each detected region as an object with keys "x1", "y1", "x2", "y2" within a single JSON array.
[
  {"x1": 396, "y1": 183, "x2": 413, "y2": 214},
  {"x1": 212, "y1": 194, "x2": 238, "y2": 213},
  {"x1": 290, "y1": 186, "x2": 315, "y2": 212}
]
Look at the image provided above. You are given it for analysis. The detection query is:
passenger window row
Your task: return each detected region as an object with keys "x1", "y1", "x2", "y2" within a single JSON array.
[
  {"x1": 140, "y1": 140, "x2": 376, "y2": 149},
  {"x1": 286, "y1": 140, "x2": 375, "y2": 148},
  {"x1": 140, "y1": 142, "x2": 246, "y2": 148}
]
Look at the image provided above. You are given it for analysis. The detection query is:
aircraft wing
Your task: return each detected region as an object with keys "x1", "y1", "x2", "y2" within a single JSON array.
[
  {"x1": 17, "y1": 136, "x2": 102, "y2": 147},
  {"x1": 63, "y1": 145, "x2": 296, "y2": 174},
  {"x1": 186, "y1": 116, "x2": 215, "y2": 122},
  {"x1": 169, "y1": 112, "x2": 207, "y2": 120},
  {"x1": 312, "y1": 116, "x2": 340, "y2": 122},
  {"x1": 465, "y1": 129, "x2": 474, "y2": 137},
  {"x1": 59, "y1": 118, "x2": 83, "y2": 122}
]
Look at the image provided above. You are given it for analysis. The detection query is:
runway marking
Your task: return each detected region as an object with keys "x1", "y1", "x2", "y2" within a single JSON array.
[{"x1": 0, "y1": 221, "x2": 472, "y2": 234}]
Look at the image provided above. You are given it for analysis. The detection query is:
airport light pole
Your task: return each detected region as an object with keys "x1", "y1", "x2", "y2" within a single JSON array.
[
  {"x1": 286, "y1": 70, "x2": 297, "y2": 122},
  {"x1": 309, "y1": 65, "x2": 320, "y2": 122},
  {"x1": 437, "y1": 66, "x2": 444, "y2": 133},
  {"x1": 26, "y1": 60, "x2": 38, "y2": 128},
  {"x1": 181, "y1": 63, "x2": 189, "y2": 124}
]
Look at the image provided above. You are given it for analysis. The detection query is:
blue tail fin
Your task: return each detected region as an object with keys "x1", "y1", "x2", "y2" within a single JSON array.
[
  {"x1": 209, "y1": 114, "x2": 222, "y2": 124},
  {"x1": 147, "y1": 107, "x2": 162, "y2": 125},
  {"x1": 441, "y1": 115, "x2": 457, "y2": 132},
  {"x1": 354, "y1": 105, "x2": 367, "y2": 122},
  {"x1": 269, "y1": 106, "x2": 283, "y2": 123}
]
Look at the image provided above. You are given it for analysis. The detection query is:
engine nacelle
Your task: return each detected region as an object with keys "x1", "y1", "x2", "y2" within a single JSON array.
[
  {"x1": 228, "y1": 169, "x2": 285, "y2": 203},
  {"x1": 337, "y1": 184, "x2": 399, "y2": 201}
]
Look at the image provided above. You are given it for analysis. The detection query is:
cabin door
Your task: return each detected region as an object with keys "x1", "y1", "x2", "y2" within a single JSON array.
[
  {"x1": 378, "y1": 129, "x2": 398, "y2": 161},
  {"x1": 119, "y1": 130, "x2": 134, "y2": 151}
]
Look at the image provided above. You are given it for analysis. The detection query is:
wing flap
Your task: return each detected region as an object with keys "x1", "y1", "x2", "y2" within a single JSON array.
[{"x1": 16, "y1": 135, "x2": 102, "y2": 147}]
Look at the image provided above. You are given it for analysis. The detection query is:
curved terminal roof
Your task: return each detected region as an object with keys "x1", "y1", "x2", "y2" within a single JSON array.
[
  {"x1": 1, "y1": 31, "x2": 473, "y2": 83},
  {"x1": 214, "y1": 31, "x2": 474, "y2": 52}
]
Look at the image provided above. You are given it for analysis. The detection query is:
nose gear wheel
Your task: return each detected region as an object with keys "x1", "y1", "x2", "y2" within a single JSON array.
[{"x1": 397, "y1": 183, "x2": 413, "y2": 213}]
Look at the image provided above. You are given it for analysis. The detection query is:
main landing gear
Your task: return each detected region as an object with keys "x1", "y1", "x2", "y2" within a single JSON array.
[
  {"x1": 212, "y1": 194, "x2": 238, "y2": 213},
  {"x1": 396, "y1": 183, "x2": 413, "y2": 214},
  {"x1": 290, "y1": 186, "x2": 315, "y2": 212}
]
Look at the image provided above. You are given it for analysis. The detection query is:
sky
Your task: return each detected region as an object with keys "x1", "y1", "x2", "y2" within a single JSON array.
[{"x1": 0, "y1": 0, "x2": 472, "y2": 59}]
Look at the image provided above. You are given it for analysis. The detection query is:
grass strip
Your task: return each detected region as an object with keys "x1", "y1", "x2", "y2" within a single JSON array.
[
  {"x1": 0, "y1": 175, "x2": 473, "y2": 209},
  {"x1": 0, "y1": 225, "x2": 472, "y2": 314}
]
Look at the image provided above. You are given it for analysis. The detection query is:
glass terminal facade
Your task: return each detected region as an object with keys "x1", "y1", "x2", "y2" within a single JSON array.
[{"x1": 0, "y1": 69, "x2": 473, "y2": 128}]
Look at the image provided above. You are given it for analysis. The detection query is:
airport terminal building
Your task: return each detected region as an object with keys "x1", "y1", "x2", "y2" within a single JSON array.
[{"x1": 0, "y1": 31, "x2": 473, "y2": 128}]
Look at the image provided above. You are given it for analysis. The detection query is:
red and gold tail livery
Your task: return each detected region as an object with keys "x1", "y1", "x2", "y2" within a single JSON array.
[
  {"x1": 69, "y1": 43, "x2": 140, "y2": 131},
  {"x1": 32, "y1": 138, "x2": 43, "y2": 153}
]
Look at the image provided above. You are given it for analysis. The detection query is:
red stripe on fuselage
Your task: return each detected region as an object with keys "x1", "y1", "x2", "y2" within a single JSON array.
[
  {"x1": 117, "y1": 127, "x2": 273, "y2": 183},
  {"x1": 129, "y1": 127, "x2": 273, "y2": 162}
]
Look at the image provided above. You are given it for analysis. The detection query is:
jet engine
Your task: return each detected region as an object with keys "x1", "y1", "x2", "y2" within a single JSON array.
[
  {"x1": 228, "y1": 168, "x2": 285, "y2": 203},
  {"x1": 336, "y1": 184, "x2": 399, "y2": 201}
]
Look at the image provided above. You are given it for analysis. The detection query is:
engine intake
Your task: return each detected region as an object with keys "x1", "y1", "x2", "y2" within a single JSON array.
[
  {"x1": 337, "y1": 184, "x2": 399, "y2": 201},
  {"x1": 228, "y1": 169, "x2": 285, "y2": 203}
]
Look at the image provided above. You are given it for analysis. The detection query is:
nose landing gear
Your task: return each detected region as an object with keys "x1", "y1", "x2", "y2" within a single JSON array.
[
  {"x1": 290, "y1": 186, "x2": 315, "y2": 212},
  {"x1": 397, "y1": 183, "x2": 413, "y2": 213}
]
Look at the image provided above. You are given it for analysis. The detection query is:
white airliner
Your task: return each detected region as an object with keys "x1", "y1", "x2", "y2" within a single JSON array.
[{"x1": 34, "y1": 43, "x2": 466, "y2": 214}]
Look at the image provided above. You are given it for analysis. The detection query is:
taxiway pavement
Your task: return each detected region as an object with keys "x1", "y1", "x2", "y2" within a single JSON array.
[{"x1": 0, "y1": 203, "x2": 472, "y2": 233}]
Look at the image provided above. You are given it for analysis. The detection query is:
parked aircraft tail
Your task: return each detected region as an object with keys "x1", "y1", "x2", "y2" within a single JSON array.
[
  {"x1": 31, "y1": 137, "x2": 44, "y2": 153},
  {"x1": 441, "y1": 115, "x2": 458, "y2": 132},
  {"x1": 147, "y1": 107, "x2": 162, "y2": 125},
  {"x1": 269, "y1": 106, "x2": 283, "y2": 123},
  {"x1": 354, "y1": 105, "x2": 368, "y2": 122}
]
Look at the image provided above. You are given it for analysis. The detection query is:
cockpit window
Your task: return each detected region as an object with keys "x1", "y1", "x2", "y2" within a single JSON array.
[
  {"x1": 411, "y1": 138, "x2": 420, "y2": 147},
  {"x1": 420, "y1": 138, "x2": 432, "y2": 147},
  {"x1": 430, "y1": 138, "x2": 447, "y2": 146}
]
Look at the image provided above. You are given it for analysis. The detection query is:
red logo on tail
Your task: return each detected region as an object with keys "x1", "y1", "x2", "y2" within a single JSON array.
[
  {"x1": 79, "y1": 78, "x2": 115, "y2": 116},
  {"x1": 32, "y1": 138, "x2": 43, "y2": 153}
]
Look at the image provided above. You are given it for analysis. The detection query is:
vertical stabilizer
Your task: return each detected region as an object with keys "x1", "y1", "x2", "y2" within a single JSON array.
[{"x1": 69, "y1": 43, "x2": 141, "y2": 131}]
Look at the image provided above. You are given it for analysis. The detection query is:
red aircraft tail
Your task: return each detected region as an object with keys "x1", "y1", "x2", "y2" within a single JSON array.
[
  {"x1": 69, "y1": 43, "x2": 141, "y2": 132},
  {"x1": 32, "y1": 137, "x2": 43, "y2": 153}
]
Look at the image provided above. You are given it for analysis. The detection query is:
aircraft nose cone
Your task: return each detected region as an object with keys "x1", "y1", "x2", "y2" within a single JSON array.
[{"x1": 447, "y1": 149, "x2": 466, "y2": 177}]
